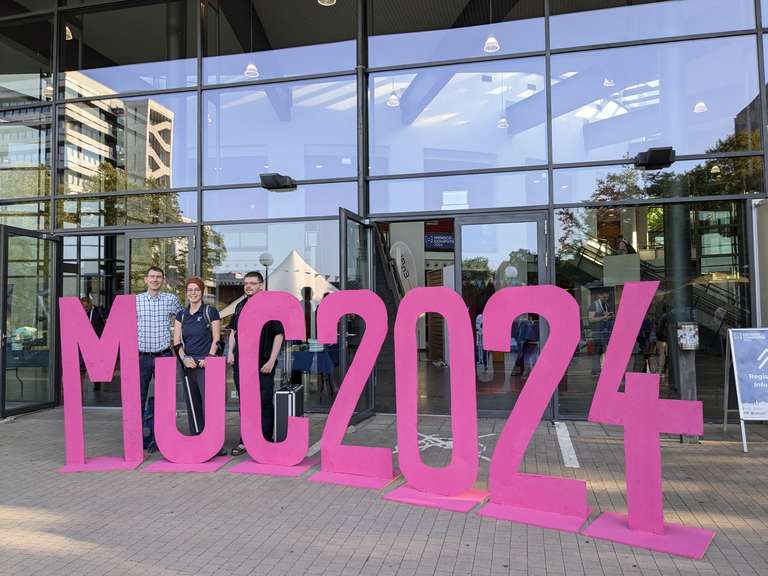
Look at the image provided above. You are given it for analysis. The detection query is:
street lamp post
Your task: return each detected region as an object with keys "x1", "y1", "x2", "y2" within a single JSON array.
[{"x1": 259, "y1": 252, "x2": 274, "y2": 289}]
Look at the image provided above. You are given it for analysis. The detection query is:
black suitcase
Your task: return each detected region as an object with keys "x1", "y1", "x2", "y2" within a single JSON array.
[{"x1": 274, "y1": 383, "x2": 304, "y2": 442}]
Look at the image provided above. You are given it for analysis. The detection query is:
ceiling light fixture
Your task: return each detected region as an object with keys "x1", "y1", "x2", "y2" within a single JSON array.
[
  {"x1": 483, "y1": 0, "x2": 501, "y2": 53},
  {"x1": 244, "y1": 63, "x2": 260, "y2": 78},
  {"x1": 693, "y1": 101, "x2": 708, "y2": 113},
  {"x1": 318, "y1": 0, "x2": 336, "y2": 5},
  {"x1": 386, "y1": 77, "x2": 400, "y2": 108}
]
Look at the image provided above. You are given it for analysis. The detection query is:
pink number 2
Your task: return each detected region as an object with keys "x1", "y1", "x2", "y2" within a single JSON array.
[
  {"x1": 309, "y1": 290, "x2": 395, "y2": 489},
  {"x1": 477, "y1": 285, "x2": 590, "y2": 533}
]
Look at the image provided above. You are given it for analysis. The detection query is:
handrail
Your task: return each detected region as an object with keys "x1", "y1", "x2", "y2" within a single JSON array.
[{"x1": 374, "y1": 226, "x2": 404, "y2": 306}]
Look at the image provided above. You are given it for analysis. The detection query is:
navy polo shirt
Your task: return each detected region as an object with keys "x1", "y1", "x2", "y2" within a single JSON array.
[{"x1": 176, "y1": 305, "x2": 220, "y2": 359}]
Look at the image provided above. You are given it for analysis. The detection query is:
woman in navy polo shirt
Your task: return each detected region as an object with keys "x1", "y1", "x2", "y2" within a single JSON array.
[{"x1": 173, "y1": 277, "x2": 224, "y2": 441}]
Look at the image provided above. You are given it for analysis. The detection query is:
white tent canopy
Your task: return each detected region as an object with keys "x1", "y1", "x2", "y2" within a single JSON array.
[{"x1": 218, "y1": 250, "x2": 337, "y2": 319}]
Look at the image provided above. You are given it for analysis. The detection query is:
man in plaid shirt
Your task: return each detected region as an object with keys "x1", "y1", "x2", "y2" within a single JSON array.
[{"x1": 136, "y1": 266, "x2": 182, "y2": 412}]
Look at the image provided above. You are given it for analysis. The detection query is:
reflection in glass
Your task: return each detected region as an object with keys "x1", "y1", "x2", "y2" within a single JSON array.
[
  {"x1": 555, "y1": 201, "x2": 751, "y2": 418},
  {"x1": 204, "y1": 77, "x2": 357, "y2": 185},
  {"x1": 0, "y1": 201, "x2": 50, "y2": 230},
  {"x1": 370, "y1": 171, "x2": 547, "y2": 214},
  {"x1": 369, "y1": 0, "x2": 544, "y2": 68},
  {"x1": 551, "y1": 37, "x2": 761, "y2": 163},
  {"x1": 203, "y1": 0, "x2": 355, "y2": 84},
  {"x1": 203, "y1": 220, "x2": 340, "y2": 409},
  {"x1": 128, "y1": 235, "x2": 190, "y2": 303},
  {"x1": 56, "y1": 192, "x2": 197, "y2": 228},
  {"x1": 0, "y1": 107, "x2": 51, "y2": 199},
  {"x1": 370, "y1": 59, "x2": 547, "y2": 176},
  {"x1": 203, "y1": 182, "x2": 357, "y2": 221},
  {"x1": 59, "y1": 0, "x2": 196, "y2": 98},
  {"x1": 461, "y1": 220, "x2": 540, "y2": 413},
  {"x1": 550, "y1": 0, "x2": 755, "y2": 49},
  {"x1": 3, "y1": 234, "x2": 54, "y2": 410},
  {"x1": 0, "y1": 17, "x2": 53, "y2": 108},
  {"x1": 554, "y1": 158, "x2": 763, "y2": 204},
  {"x1": 57, "y1": 93, "x2": 197, "y2": 193}
]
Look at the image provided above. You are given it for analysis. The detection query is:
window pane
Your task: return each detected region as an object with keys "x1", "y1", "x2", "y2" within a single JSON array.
[
  {"x1": 0, "y1": 201, "x2": 50, "y2": 229},
  {"x1": 56, "y1": 191, "x2": 197, "y2": 228},
  {"x1": 0, "y1": 17, "x2": 53, "y2": 108},
  {"x1": 554, "y1": 158, "x2": 763, "y2": 204},
  {"x1": 370, "y1": 58, "x2": 546, "y2": 177},
  {"x1": 551, "y1": 37, "x2": 761, "y2": 164},
  {"x1": 370, "y1": 171, "x2": 547, "y2": 214},
  {"x1": 204, "y1": 77, "x2": 357, "y2": 185},
  {"x1": 57, "y1": 92, "x2": 197, "y2": 194},
  {"x1": 555, "y1": 201, "x2": 752, "y2": 418},
  {"x1": 550, "y1": 0, "x2": 755, "y2": 49},
  {"x1": 203, "y1": 0, "x2": 355, "y2": 85},
  {"x1": 203, "y1": 182, "x2": 357, "y2": 221},
  {"x1": 0, "y1": 107, "x2": 51, "y2": 199},
  {"x1": 369, "y1": 0, "x2": 544, "y2": 68},
  {"x1": 0, "y1": 0, "x2": 53, "y2": 18},
  {"x1": 59, "y1": 0, "x2": 196, "y2": 98}
]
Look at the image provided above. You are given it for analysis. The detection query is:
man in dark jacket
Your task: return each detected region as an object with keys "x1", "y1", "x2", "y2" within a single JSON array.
[{"x1": 227, "y1": 271, "x2": 284, "y2": 455}]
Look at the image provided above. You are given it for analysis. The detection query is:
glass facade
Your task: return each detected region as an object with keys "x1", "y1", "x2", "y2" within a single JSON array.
[{"x1": 0, "y1": 0, "x2": 765, "y2": 419}]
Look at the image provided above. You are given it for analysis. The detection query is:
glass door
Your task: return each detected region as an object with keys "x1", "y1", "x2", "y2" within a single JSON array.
[
  {"x1": 455, "y1": 213, "x2": 548, "y2": 417},
  {"x1": 340, "y1": 208, "x2": 375, "y2": 420},
  {"x1": 0, "y1": 226, "x2": 59, "y2": 417},
  {"x1": 124, "y1": 228, "x2": 197, "y2": 300}
]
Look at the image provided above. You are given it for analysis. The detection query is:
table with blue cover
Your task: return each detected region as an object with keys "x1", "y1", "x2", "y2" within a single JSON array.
[{"x1": 291, "y1": 349, "x2": 337, "y2": 397}]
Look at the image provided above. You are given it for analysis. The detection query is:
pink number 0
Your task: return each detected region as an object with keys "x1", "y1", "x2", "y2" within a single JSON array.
[
  {"x1": 480, "y1": 286, "x2": 589, "y2": 527},
  {"x1": 394, "y1": 287, "x2": 478, "y2": 496},
  {"x1": 315, "y1": 290, "x2": 393, "y2": 481}
]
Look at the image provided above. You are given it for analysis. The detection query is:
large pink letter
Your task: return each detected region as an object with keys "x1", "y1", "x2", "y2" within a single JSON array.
[
  {"x1": 143, "y1": 357, "x2": 230, "y2": 473},
  {"x1": 383, "y1": 287, "x2": 486, "y2": 512},
  {"x1": 58, "y1": 295, "x2": 142, "y2": 472},
  {"x1": 584, "y1": 372, "x2": 714, "y2": 558},
  {"x1": 476, "y1": 286, "x2": 589, "y2": 533},
  {"x1": 229, "y1": 291, "x2": 312, "y2": 476},
  {"x1": 589, "y1": 281, "x2": 658, "y2": 424},
  {"x1": 309, "y1": 290, "x2": 395, "y2": 489}
]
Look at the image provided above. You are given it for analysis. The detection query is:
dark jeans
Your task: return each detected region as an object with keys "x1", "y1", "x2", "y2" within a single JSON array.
[
  {"x1": 182, "y1": 367, "x2": 205, "y2": 435},
  {"x1": 233, "y1": 360, "x2": 275, "y2": 442},
  {"x1": 139, "y1": 350, "x2": 172, "y2": 411}
]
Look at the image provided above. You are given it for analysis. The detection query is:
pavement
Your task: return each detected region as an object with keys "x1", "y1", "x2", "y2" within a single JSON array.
[{"x1": 1, "y1": 408, "x2": 767, "y2": 576}]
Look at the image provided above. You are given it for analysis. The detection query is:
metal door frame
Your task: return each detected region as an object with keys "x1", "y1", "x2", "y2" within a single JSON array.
[
  {"x1": 340, "y1": 208, "x2": 376, "y2": 421},
  {"x1": 123, "y1": 227, "x2": 199, "y2": 294},
  {"x1": 454, "y1": 211, "x2": 553, "y2": 419},
  {"x1": 0, "y1": 225, "x2": 61, "y2": 418}
]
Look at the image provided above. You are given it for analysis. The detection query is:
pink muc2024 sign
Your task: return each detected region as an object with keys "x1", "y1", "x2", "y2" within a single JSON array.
[{"x1": 58, "y1": 282, "x2": 715, "y2": 559}]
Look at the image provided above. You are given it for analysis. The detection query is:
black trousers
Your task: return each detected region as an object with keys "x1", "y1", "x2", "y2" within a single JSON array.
[
  {"x1": 182, "y1": 367, "x2": 205, "y2": 435},
  {"x1": 233, "y1": 360, "x2": 275, "y2": 442}
]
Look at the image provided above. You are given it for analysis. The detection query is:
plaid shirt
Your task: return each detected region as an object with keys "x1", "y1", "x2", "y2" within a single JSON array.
[{"x1": 136, "y1": 291, "x2": 182, "y2": 353}]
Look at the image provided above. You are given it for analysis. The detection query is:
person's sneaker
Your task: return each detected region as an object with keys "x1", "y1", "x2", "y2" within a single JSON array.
[
  {"x1": 216, "y1": 448, "x2": 228, "y2": 457},
  {"x1": 230, "y1": 444, "x2": 247, "y2": 456}
]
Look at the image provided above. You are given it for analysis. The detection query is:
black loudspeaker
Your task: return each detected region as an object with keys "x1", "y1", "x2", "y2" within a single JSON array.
[
  {"x1": 634, "y1": 147, "x2": 676, "y2": 171},
  {"x1": 259, "y1": 173, "x2": 297, "y2": 190}
]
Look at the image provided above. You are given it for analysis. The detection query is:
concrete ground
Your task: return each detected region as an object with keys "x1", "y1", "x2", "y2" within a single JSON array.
[{"x1": 1, "y1": 408, "x2": 767, "y2": 576}]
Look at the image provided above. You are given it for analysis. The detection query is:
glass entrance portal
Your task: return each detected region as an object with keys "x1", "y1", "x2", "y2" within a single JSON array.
[{"x1": 0, "y1": 226, "x2": 58, "y2": 417}]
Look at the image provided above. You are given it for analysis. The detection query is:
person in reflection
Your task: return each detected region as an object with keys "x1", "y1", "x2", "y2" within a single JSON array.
[
  {"x1": 173, "y1": 277, "x2": 226, "y2": 456},
  {"x1": 588, "y1": 291, "x2": 614, "y2": 375},
  {"x1": 80, "y1": 296, "x2": 106, "y2": 337},
  {"x1": 227, "y1": 271, "x2": 285, "y2": 455},
  {"x1": 80, "y1": 296, "x2": 107, "y2": 389},
  {"x1": 136, "y1": 267, "x2": 182, "y2": 426}
]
